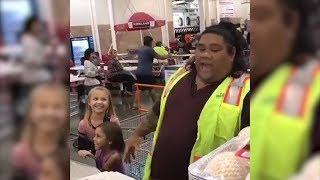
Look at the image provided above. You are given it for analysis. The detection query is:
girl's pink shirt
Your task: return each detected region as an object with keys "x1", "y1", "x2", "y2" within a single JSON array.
[
  {"x1": 11, "y1": 141, "x2": 41, "y2": 179},
  {"x1": 78, "y1": 115, "x2": 119, "y2": 141}
]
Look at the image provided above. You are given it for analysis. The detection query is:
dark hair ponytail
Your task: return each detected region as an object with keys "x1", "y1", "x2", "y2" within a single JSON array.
[
  {"x1": 23, "y1": 15, "x2": 39, "y2": 34},
  {"x1": 84, "y1": 48, "x2": 95, "y2": 60},
  {"x1": 279, "y1": 0, "x2": 318, "y2": 61}
]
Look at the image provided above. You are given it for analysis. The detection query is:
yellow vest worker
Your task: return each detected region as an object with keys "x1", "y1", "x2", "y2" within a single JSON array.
[
  {"x1": 124, "y1": 22, "x2": 250, "y2": 180},
  {"x1": 153, "y1": 46, "x2": 168, "y2": 57},
  {"x1": 143, "y1": 67, "x2": 250, "y2": 180},
  {"x1": 251, "y1": 60, "x2": 320, "y2": 180}
]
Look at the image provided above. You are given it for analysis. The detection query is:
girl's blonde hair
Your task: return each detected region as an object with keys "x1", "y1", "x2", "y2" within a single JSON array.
[
  {"x1": 84, "y1": 86, "x2": 115, "y2": 121},
  {"x1": 24, "y1": 83, "x2": 69, "y2": 145}
]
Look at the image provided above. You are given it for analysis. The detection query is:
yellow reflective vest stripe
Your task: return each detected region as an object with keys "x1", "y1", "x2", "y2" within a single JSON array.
[{"x1": 251, "y1": 60, "x2": 320, "y2": 180}]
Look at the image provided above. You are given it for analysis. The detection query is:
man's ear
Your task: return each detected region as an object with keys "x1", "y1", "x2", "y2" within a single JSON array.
[
  {"x1": 230, "y1": 46, "x2": 236, "y2": 61},
  {"x1": 283, "y1": 10, "x2": 300, "y2": 41}
]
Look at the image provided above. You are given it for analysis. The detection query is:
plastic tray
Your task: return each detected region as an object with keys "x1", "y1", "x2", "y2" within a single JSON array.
[{"x1": 188, "y1": 137, "x2": 246, "y2": 180}]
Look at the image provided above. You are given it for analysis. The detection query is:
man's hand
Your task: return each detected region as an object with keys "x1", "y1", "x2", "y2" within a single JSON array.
[
  {"x1": 110, "y1": 115, "x2": 121, "y2": 126},
  {"x1": 78, "y1": 150, "x2": 94, "y2": 158},
  {"x1": 185, "y1": 55, "x2": 195, "y2": 70},
  {"x1": 153, "y1": 70, "x2": 161, "y2": 77},
  {"x1": 123, "y1": 104, "x2": 159, "y2": 164},
  {"x1": 124, "y1": 134, "x2": 142, "y2": 163}
]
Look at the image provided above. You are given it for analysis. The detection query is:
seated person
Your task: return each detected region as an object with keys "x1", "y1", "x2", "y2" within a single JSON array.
[
  {"x1": 81, "y1": 48, "x2": 94, "y2": 66},
  {"x1": 107, "y1": 49, "x2": 136, "y2": 95},
  {"x1": 84, "y1": 51, "x2": 104, "y2": 94}
]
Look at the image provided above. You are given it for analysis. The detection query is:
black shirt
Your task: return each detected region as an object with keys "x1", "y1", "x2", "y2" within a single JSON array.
[{"x1": 311, "y1": 102, "x2": 320, "y2": 155}]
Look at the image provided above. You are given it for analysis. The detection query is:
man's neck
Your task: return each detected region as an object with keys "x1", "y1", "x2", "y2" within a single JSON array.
[
  {"x1": 195, "y1": 75, "x2": 221, "y2": 90},
  {"x1": 195, "y1": 76, "x2": 208, "y2": 90}
]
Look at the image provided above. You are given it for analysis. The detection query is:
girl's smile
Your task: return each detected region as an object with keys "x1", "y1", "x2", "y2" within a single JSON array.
[
  {"x1": 93, "y1": 127, "x2": 110, "y2": 150},
  {"x1": 89, "y1": 90, "x2": 110, "y2": 114}
]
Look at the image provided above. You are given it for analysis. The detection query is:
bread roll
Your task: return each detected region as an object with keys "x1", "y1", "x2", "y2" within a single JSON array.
[{"x1": 204, "y1": 151, "x2": 249, "y2": 180}]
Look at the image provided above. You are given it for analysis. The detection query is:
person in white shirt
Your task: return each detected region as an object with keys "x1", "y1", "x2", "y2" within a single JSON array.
[
  {"x1": 84, "y1": 51, "x2": 103, "y2": 94},
  {"x1": 20, "y1": 16, "x2": 51, "y2": 84}
]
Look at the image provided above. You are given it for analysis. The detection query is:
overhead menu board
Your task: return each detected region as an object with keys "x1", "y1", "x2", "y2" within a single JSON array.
[{"x1": 219, "y1": 0, "x2": 235, "y2": 18}]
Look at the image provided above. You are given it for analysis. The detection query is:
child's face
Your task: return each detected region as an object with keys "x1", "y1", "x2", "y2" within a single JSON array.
[
  {"x1": 29, "y1": 89, "x2": 67, "y2": 133},
  {"x1": 38, "y1": 158, "x2": 62, "y2": 180},
  {"x1": 89, "y1": 90, "x2": 110, "y2": 114},
  {"x1": 93, "y1": 127, "x2": 110, "y2": 150}
]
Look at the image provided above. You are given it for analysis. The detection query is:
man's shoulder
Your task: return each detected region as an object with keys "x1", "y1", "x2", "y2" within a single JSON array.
[{"x1": 140, "y1": 46, "x2": 153, "y2": 52}]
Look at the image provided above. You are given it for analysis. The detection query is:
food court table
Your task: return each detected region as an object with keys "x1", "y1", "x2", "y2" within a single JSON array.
[
  {"x1": 70, "y1": 66, "x2": 84, "y2": 71},
  {"x1": 70, "y1": 74, "x2": 85, "y2": 83},
  {"x1": 123, "y1": 66, "x2": 137, "y2": 71},
  {"x1": 117, "y1": 53, "x2": 128, "y2": 57},
  {"x1": 70, "y1": 160, "x2": 101, "y2": 180},
  {"x1": 70, "y1": 74, "x2": 85, "y2": 93},
  {"x1": 119, "y1": 60, "x2": 138, "y2": 64},
  {"x1": 70, "y1": 160, "x2": 134, "y2": 180},
  {"x1": 70, "y1": 66, "x2": 108, "y2": 72},
  {"x1": 171, "y1": 54, "x2": 193, "y2": 57},
  {"x1": 0, "y1": 62, "x2": 24, "y2": 77},
  {"x1": 164, "y1": 64, "x2": 183, "y2": 83},
  {"x1": 119, "y1": 59, "x2": 159, "y2": 64}
]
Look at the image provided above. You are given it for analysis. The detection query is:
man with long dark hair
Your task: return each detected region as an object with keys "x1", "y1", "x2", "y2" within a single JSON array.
[{"x1": 125, "y1": 23, "x2": 250, "y2": 180}]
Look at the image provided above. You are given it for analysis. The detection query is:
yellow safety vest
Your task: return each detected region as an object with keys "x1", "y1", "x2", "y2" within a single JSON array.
[
  {"x1": 153, "y1": 46, "x2": 169, "y2": 56},
  {"x1": 143, "y1": 67, "x2": 250, "y2": 180},
  {"x1": 251, "y1": 60, "x2": 320, "y2": 180}
]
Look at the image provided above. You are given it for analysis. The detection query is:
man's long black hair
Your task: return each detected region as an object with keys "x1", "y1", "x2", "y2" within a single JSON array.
[{"x1": 279, "y1": 0, "x2": 320, "y2": 60}]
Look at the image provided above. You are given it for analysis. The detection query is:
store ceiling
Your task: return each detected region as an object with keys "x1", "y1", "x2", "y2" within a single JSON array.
[
  {"x1": 172, "y1": 0, "x2": 195, "y2": 5},
  {"x1": 172, "y1": 0, "x2": 198, "y2": 8},
  {"x1": 172, "y1": 0, "x2": 195, "y2": 1}
]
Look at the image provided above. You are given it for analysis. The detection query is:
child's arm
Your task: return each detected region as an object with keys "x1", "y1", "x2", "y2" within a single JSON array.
[
  {"x1": 102, "y1": 152, "x2": 122, "y2": 172},
  {"x1": 110, "y1": 115, "x2": 120, "y2": 126},
  {"x1": 78, "y1": 150, "x2": 95, "y2": 159},
  {"x1": 11, "y1": 144, "x2": 30, "y2": 180},
  {"x1": 78, "y1": 120, "x2": 95, "y2": 151}
]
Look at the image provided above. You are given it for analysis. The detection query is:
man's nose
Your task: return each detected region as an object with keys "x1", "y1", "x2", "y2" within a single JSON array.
[{"x1": 198, "y1": 50, "x2": 211, "y2": 58}]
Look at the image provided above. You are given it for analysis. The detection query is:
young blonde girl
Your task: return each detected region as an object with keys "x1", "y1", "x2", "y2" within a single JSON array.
[
  {"x1": 11, "y1": 83, "x2": 68, "y2": 180},
  {"x1": 77, "y1": 86, "x2": 120, "y2": 155}
]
